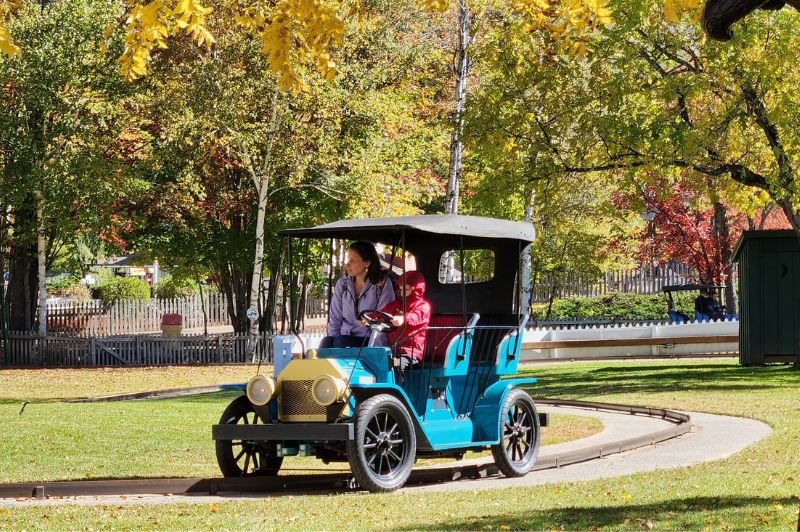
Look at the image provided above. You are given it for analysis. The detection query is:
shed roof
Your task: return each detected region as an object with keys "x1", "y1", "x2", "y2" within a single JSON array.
[{"x1": 732, "y1": 230, "x2": 798, "y2": 262}]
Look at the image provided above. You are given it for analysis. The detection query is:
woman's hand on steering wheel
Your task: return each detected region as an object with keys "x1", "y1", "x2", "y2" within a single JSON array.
[{"x1": 358, "y1": 309, "x2": 397, "y2": 331}]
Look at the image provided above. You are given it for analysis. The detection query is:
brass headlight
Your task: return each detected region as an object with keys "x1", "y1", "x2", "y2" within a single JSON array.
[
  {"x1": 311, "y1": 375, "x2": 346, "y2": 406},
  {"x1": 246, "y1": 374, "x2": 276, "y2": 406}
]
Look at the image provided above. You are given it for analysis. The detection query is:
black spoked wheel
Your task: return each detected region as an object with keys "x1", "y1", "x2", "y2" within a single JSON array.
[
  {"x1": 348, "y1": 394, "x2": 416, "y2": 492},
  {"x1": 216, "y1": 395, "x2": 283, "y2": 477},
  {"x1": 491, "y1": 388, "x2": 540, "y2": 477}
]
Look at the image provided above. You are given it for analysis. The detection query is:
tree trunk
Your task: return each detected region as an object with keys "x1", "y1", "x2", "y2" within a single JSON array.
[
  {"x1": 217, "y1": 263, "x2": 249, "y2": 334},
  {"x1": 442, "y1": 2, "x2": 472, "y2": 283},
  {"x1": 295, "y1": 279, "x2": 308, "y2": 332},
  {"x1": 708, "y1": 180, "x2": 736, "y2": 315},
  {"x1": 445, "y1": 0, "x2": 472, "y2": 215},
  {"x1": 545, "y1": 278, "x2": 559, "y2": 320},
  {"x1": 36, "y1": 187, "x2": 47, "y2": 338},
  {"x1": 0, "y1": 211, "x2": 8, "y2": 363},
  {"x1": 757, "y1": 203, "x2": 774, "y2": 230},
  {"x1": 197, "y1": 280, "x2": 208, "y2": 336},
  {"x1": 261, "y1": 250, "x2": 282, "y2": 334},
  {"x1": 520, "y1": 187, "x2": 536, "y2": 314},
  {"x1": 246, "y1": 88, "x2": 281, "y2": 359},
  {"x1": 776, "y1": 198, "x2": 800, "y2": 233},
  {"x1": 247, "y1": 177, "x2": 269, "y2": 357},
  {"x1": 6, "y1": 243, "x2": 37, "y2": 332}
]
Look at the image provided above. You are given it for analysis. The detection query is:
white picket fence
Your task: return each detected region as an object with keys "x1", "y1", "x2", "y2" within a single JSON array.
[
  {"x1": 1, "y1": 318, "x2": 741, "y2": 367},
  {"x1": 2, "y1": 332, "x2": 270, "y2": 367},
  {"x1": 531, "y1": 264, "x2": 697, "y2": 301},
  {"x1": 45, "y1": 294, "x2": 229, "y2": 336},
  {"x1": 37, "y1": 262, "x2": 710, "y2": 337},
  {"x1": 44, "y1": 292, "x2": 331, "y2": 337}
]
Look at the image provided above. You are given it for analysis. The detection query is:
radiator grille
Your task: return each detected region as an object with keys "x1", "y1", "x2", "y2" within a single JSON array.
[{"x1": 280, "y1": 380, "x2": 326, "y2": 420}]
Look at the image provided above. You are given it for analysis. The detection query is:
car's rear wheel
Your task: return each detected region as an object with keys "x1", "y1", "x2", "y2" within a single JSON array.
[
  {"x1": 491, "y1": 388, "x2": 540, "y2": 477},
  {"x1": 348, "y1": 394, "x2": 416, "y2": 492},
  {"x1": 216, "y1": 395, "x2": 283, "y2": 477}
]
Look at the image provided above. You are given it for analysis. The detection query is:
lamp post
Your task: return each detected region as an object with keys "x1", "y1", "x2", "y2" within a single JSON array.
[{"x1": 641, "y1": 208, "x2": 658, "y2": 288}]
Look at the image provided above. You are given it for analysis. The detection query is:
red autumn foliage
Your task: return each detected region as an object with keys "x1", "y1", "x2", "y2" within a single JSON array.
[
  {"x1": 615, "y1": 183, "x2": 751, "y2": 284},
  {"x1": 99, "y1": 214, "x2": 132, "y2": 251}
]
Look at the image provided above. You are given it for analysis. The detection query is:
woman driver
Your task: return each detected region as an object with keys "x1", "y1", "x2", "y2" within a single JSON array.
[{"x1": 322, "y1": 241, "x2": 395, "y2": 348}]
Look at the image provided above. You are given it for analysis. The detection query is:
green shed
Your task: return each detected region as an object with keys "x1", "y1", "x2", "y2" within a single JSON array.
[{"x1": 733, "y1": 230, "x2": 800, "y2": 365}]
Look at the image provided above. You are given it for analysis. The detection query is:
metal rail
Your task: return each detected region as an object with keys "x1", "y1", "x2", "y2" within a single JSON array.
[{"x1": 0, "y1": 399, "x2": 691, "y2": 500}]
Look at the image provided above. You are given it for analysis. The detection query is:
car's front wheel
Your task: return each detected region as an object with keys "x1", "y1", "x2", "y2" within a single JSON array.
[
  {"x1": 347, "y1": 394, "x2": 416, "y2": 492},
  {"x1": 215, "y1": 395, "x2": 283, "y2": 477}
]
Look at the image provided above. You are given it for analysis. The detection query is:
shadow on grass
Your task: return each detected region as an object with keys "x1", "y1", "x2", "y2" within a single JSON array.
[
  {"x1": 398, "y1": 495, "x2": 800, "y2": 530},
  {"x1": 519, "y1": 362, "x2": 798, "y2": 398},
  {"x1": 3, "y1": 361, "x2": 796, "y2": 405}
]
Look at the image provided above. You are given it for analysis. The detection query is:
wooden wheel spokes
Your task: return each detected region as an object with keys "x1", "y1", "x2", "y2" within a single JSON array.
[{"x1": 232, "y1": 410, "x2": 266, "y2": 476}]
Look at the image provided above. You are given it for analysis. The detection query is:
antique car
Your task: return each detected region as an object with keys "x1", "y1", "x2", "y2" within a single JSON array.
[{"x1": 211, "y1": 214, "x2": 546, "y2": 492}]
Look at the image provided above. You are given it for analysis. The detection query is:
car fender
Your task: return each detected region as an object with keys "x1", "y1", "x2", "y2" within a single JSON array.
[
  {"x1": 471, "y1": 378, "x2": 537, "y2": 442},
  {"x1": 349, "y1": 384, "x2": 433, "y2": 451}
]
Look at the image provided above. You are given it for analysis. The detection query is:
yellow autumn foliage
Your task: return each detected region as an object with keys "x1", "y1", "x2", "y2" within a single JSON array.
[
  {"x1": 117, "y1": 0, "x2": 215, "y2": 80},
  {"x1": 513, "y1": 0, "x2": 613, "y2": 56},
  {"x1": 0, "y1": 0, "x2": 22, "y2": 59},
  {"x1": 418, "y1": 0, "x2": 449, "y2": 12},
  {"x1": 5, "y1": 0, "x2": 716, "y2": 89},
  {"x1": 662, "y1": 0, "x2": 701, "y2": 23},
  {"x1": 234, "y1": 0, "x2": 344, "y2": 93}
]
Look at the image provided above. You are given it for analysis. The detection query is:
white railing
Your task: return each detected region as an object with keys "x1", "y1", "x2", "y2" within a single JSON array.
[
  {"x1": 268, "y1": 320, "x2": 741, "y2": 360},
  {"x1": 522, "y1": 319, "x2": 739, "y2": 359}
]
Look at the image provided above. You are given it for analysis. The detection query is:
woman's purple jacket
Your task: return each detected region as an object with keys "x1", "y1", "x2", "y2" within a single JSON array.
[{"x1": 327, "y1": 275, "x2": 395, "y2": 340}]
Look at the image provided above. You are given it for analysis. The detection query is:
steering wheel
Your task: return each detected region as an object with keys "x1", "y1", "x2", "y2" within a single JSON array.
[{"x1": 358, "y1": 309, "x2": 396, "y2": 332}]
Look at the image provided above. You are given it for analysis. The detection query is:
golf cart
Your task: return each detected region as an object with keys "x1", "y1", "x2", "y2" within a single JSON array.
[{"x1": 663, "y1": 283, "x2": 729, "y2": 323}]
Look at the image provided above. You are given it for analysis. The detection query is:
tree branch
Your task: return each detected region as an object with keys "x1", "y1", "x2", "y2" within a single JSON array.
[
  {"x1": 741, "y1": 81, "x2": 795, "y2": 191},
  {"x1": 267, "y1": 183, "x2": 344, "y2": 201},
  {"x1": 636, "y1": 29, "x2": 702, "y2": 74}
]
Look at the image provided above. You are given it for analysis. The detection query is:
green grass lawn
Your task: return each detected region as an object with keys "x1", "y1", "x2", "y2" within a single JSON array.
[
  {"x1": 1, "y1": 359, "x2": 798, "y2": 530},
  {"x1": 0, "y1": 365, "x2": 601, "y2": 481},
  {"x1": 0, "y1": 392, "x2": 599, "y2": 481}
]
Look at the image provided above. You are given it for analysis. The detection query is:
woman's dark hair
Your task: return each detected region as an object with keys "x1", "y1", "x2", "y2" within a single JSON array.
[{"x1": 349, "y1": 241, "x2": 385, "y2": 285}]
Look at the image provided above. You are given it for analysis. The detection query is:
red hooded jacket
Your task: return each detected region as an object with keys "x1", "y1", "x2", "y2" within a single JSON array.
[{"x1": 381, "y1": 271, "x2": 431, "y2": 360}]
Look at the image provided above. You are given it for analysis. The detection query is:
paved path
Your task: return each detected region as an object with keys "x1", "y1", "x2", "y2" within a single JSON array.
[
  {"x1": 0, "y1": 406, "x2": 771, "y2": 507},
  {"x1": 407, "y1": 407, "x2": 771, "y2": 492}
]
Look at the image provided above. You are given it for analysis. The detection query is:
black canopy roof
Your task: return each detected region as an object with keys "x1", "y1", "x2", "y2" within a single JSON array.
[
  {"x1": 280, "y1": 215, "x2": 533, "y2": 315},
  {"x1": 279, "y1": 214, "x2": 535, "y2": 243}
]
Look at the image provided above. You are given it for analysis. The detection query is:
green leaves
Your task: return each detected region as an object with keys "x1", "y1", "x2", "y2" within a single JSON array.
[{"x1": 0, "y1": 0, "x2": 134, "y2": 262}]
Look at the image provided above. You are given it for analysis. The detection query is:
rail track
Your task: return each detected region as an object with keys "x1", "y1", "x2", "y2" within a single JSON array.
[{"x1": 0, "y1": 399, "x2": 690, "y2": 500}]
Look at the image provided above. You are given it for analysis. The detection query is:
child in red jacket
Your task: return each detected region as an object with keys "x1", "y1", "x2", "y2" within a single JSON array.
[{"x1": 381, "y1": 271, "x2": 431, "y2": 373}]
